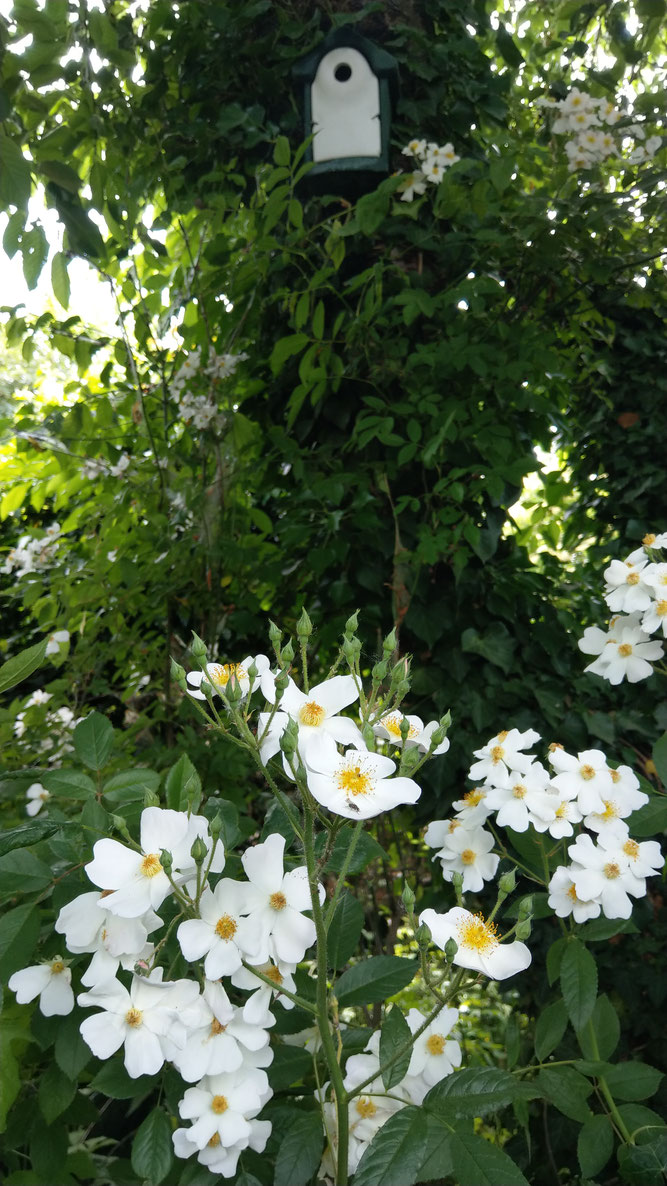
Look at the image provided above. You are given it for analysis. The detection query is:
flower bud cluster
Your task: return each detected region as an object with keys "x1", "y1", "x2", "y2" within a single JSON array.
[{"x1": 578, "y1": 533, "x2": 667, "y2": 684}]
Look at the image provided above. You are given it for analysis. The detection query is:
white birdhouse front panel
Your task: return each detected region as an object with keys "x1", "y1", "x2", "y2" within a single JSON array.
[{"x1": 310, "y1": 47, "x2": 381, "y2": 163}]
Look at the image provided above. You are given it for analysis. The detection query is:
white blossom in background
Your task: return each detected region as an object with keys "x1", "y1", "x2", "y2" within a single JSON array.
[
  {"x1": 397, "y1": 135, "x2": 460, "y2": 200},
  {"x1": 170, "y1": 981, "x2": 272, "y2": 1082},
  {"x1": 468, "y1": 727, "x2": 541, "y2": 782},
  {"x1": 3, "y1": 525, "x2": 61, "y2": 576},
  {"x1": 241, "y1": 833, "x2": 320, "y2": 965},
  {"x1": 173, "y1": 1065, "x2": 270, "y2": 1152},
  {"x1": 434, "y1": 825, "x2": 499, "y2": 893},
  {"x1": 566, "y1": 834, "x2": 644, "y2": 919},
  {"x1": 109, "y1": 452, "x2": 131, "y2": 478},
  {"x1": 8, "y1": 957, "x2": 74, "y2": 1016},
  {"x1": 187, "y1": 654, "x2": 275, "y2": 702},
  {"x1": 45, "y1": 629, "x2": 70, "y2": 656},
  {"x1": 548, "y1": 747, "x2": 614, "y2": 815},
  {"x1": 406, "y1": 1006, "x2": 462, "y2": 1093},
  {"x1": 373, "y1": 711, "x2": 450, "y2": 755},
  {"x1": 450, "y1": 787, "x2": 492, "y2": 827},
  {"x1": 538, "y1": 87, "x2": 662, "y2": 172},
  {"x1": 25, "y1": 782, "x2": 50, "y2": 816},
  {"x1": 480, "y1": 762, "x2": 553, "y2": 832},
  {"x1": 231, "y1": 960, "x2": 297, "y2": 1026}
]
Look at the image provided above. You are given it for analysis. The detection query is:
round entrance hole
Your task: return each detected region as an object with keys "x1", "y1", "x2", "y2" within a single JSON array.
[{"x1": 334, "y1": 62, "x2": 352, "y2": 82}]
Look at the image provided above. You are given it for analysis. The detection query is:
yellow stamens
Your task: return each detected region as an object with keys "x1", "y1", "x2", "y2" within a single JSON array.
[
  {"x1": 555, "y1": 802, "x2": 569, "y2": 819},
  {"x1": 567, "y1": 885, "x2": 579, "y2": 902},
  {"x1": 215, "y1": 914, "x2": 237, "y2": 941},
  {"x1": 336, "y1": 763, "x2": 372, "y2": 797},
  {"x1": 623, "y1": 840, "x2": 639, "y2": 859},
  {"x1": 512, "y1": 784, "x2": 527, "y2": 799},
  {"x1": 490, "y1": 745, "x2": 505, "y2": 763},
  {"x1": 618, "y1": 643, "x2": 633, "y2": 657},
  {"x1": 603, "y1": 862, "x2": 620, "y2": 880},
  {"x1": 208, "y1": 1133, "x2": 221, "y2": 1147},
  {"x1": 426, "y1": 1033, "x2": 446, "y2": 1056},
  {"x1": 266, "y1": 966, "x2": 284, "y2": 985},
  {"x1": 209, "y1": 662, "x2": 246, "y2": 689},
  {"x1": 211, "y1": 1095, "x2": 228, "y2": 1114},
  {"x1": 600, "y1": 800, "x2": 618, "y2": 821},
  {"x1": 210, "y1": 1019, "x2": 226, "y2": 1036},
  {"x1": 579, "y1": 764, "x2": 596, "y2": 781},
  {"x1": 355, "y1": 1097, "x2": 377, "y2": 1119},
  {"x1": 643, "y1": 534, "x2": 656, "y2": 546},
  {"x1": 463, "y1": 790, "x2": 484, "y2": 807},
  {"x1": 299, "y1": 701, "x2": 326, "y2": 727},
  {"x1": 626, "y1": 572, "x2": 640, "y2": 586},
  {"x1": 461, "y1": 849, "x2": 476, "y2": 865},
  {"x1": 457, "y1": 913, "x2": 498, "y2": 955},
  {"x1": 656, "y1": 600, "x2": 667, "y2": 617},
  {"x1": 140, "y1": 853, "x2": 162, "y2": 879},
  {"x1": 125, "y1": 1008, "x2": 143, "y2": 1028},
  {"x1": 50, "y1": 960, "x2": 65, "y2": 974},
  {"x1": 270, "y1": 892, "x2": 287, "y2": 911}
]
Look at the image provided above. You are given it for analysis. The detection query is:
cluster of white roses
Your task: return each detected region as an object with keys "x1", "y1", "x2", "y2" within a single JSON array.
[
  {"x1": 190, "y1": 652, "x2": 448, "y2": 821},
  {"x1": 397, "y1": 137, "x2": 461, "y2": 202},
  {"x1": 537, "y1": 87, "x2": 662, "y2": 172},
  {"x1": 171, "y1": 347, "x2": 247, "y2": 433},
  {"x1": 578, "y1": 531, "x2": 667, "y2": 684},
  {"x1": 423, "y1": 725, "x2": 662, "y2": 925},
  {"x1": 2, "y1": 522, "x2": 62, "y2": 577},
  {"x1": 320, "y1": 1009, "x2": 461, "y2": 1177},
  {"x1": 8, "y1": 806, "x2": 325, "y2": 1177}
]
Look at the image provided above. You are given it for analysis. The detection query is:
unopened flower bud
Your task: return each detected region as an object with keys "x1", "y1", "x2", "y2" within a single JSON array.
[
  {"x1": 344, "y1": 610, "x2": 359, "y2": 639},
  {"x1": 515, "y1": 917, "x2": 532, "y2": 941},
  {"x1": 372, "y1": 659, "x2": 388, "y2": 683},
  {"x1": 190, "y1": 632, "x2": 208, "y2": 660},
  {"x1": 451, "y1": 870, "x2": 464, "y2": 905},
  {"x1": 133, "y1": 959, "x2": 150, "y2": 977},
  {"x1": 416, "y1": 922, "x2": 432, "y2": 948},
  {"x1": 279, "y1": 718, "x2": 299, "y2": 760},
  {"x1": 399, "y1": 716, "x2": 411, "y2": 743},
  {"x1": 517, "y1": 895, "x2": 533, "y2": 922},
  {"x1": 444, "y1": 937, "x2": 459, "y2": 962},
  {"x1": 395, "y1": 680, "x2": 410, "y2": 702},
  {"x1": 389, "y1": 659, "x2": 406, "y2": 688},
  {"x1": 498, "y1": 868, "x2": 517, "y2": 896},
  {"x1": 402, "y1": 884, "x2": 415, "y2": 913},
  {"x1": 144, "y1": 789, "x2": 161, "y2": 809},
  {"x1": 382, "y1": 627, "x2": 397, "y2": 658},
  {"x1": 296, "y1": 608, "x2": 313, "y2": 639},
  {"x1": 170, "y1": 658, "x2": 187, "y2": 686},
  {"x1": 225, "y1": 673, "x2": 244, "y2": 703},
  {"x1": 274, "y1": 668, "x2": 290, "y2": 703},
  {"x1": 268, "y1": 619, "x2": 282, "y2": 658},
  {"x1": 190, "y1": 836, "x2": 208, "y2": 865},
  {"x1": 439, "y1": 710, "x2": 452, "y2": 732},
  {"x1": 208, "y1": 813, "x2": 223, "y2": 840},
  {"x1": 160, "y1": 848, "x2": 173, "y2": 873},
  {"x1": 361, "y1": 723, "x2": 376, "y2": 750},
  {"x1": 110, "y1": 814, "x2": 132, "y2": 843},
  {"x1": 281, "y1": 640, "x2": 295, "y2": 665},
  {"x1": 246, "y1": 660, "x2": 258, "y2": 686},
  {"x1": 342, "y1": 636, "x2": 360, "y2": 664},
  {"x1": 199, "y1": 678, "x2": 213, "y2": 699}
]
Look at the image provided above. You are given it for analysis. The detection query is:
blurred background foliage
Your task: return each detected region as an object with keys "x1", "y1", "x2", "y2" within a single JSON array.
[{"x1": 1, "y1": 2, "x2": 666, "y2": 1180}]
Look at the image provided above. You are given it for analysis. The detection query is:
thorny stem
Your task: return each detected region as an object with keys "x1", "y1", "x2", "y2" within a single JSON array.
[{"x1": 302, "y1": 803, "x2": 350, "y2": 1186}]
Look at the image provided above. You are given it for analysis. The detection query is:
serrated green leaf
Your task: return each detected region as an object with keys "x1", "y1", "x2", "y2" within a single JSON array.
[
  {"x1": 54, "y1": 1013, "x2": 92, "y2": 1080},
  {"x1": 38, "y1": 1062, "x2": 76, "y2": 1124},
  {"x1": 0, "y1": 848, "x2": 53, "y2": 893},
  {"x1": 425, "y1": 1067, "x2": 540, "y2": 1117},
  {"x1": 538, "y1": 1065, "x2": 593, "y2": 1121},
  {"x1": 0, "y1": 133, "x2": 32, "y2": 209},
  {"x1": 0, "y1": 639, "x2": 48, "y2": 695},
  {"x1": 89, "y1": 1059, "x2": 153, "y2": 1099},
  {"x1": 603, "y1": 1061, "x2": 663, "y2": 1101},
  {"x1": 535, "y1": 999, "x2": 568, "y2": 1061},
  {"x1": 0, "y1": 821, "x2": 63, "y2": 858},
  {"x1": 274, "y1": 1111, "x2": 323, "y2": 1186},
  {"x1": 380, "y1": 1004, "x2": 412, "y2": 1090},
  {"x1": 335, "y1": 956, "x2": 417, "y2": 1008},
  {"x1": 327, "y1": 891, "x2": 364, "y2": 969},
  {"x1": 51, "y1": 251, "x2": 70, "y2": 309},
  {"x1": 576, "y1": 993, "x2": 620, "y2": 1061},
  {"x1": 72, "y1": 711, "x2": 114, "y2": 771},
  {"x1": 165, "y1": 753, "x2": 201, "y2": 812},
  {"x1": 578, "y1": 1113, "x2": 614, "y2": 1177},
  {"x1": 354, "y1": 1106, "x2": 427, "y2": 1186},
  {"x1": 443, "y1": 1129, "x2": 530, "y2": 1186},
  {"x1": 560, "y1": 937, "x2": 597, "y2": 1031},
  {"x1": 131, "y1": 1106, "x2": 173, "y2": 1184},
  {"x1": 42, "y1": 769, "x2": 96, "y2": 801},
  {"x1": 0, "y1": 903, "x2": 40, "y2": 979},
  {"x1": 618, "y1": 1134, "x2": 667, "y2": 1186}
]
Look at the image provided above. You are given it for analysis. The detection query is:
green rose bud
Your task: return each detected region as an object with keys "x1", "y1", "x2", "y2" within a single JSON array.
[
  {"x1": 281, "y1": 640, "x2": 295, "y2": 665},
  {"x1": 402, "y1": 884, "x2": 416, "y2": 913},
  {"x1": 296, "y1": 607, "x2": 313, "y2": 638},
  {"x1": 190, "y1": 632, "x2": 208, "y2": 660},
  {"x1": 190, "y1": 835, "x2": 208, "y2": 865},
  {"x1": 268, "y1": 620, "x2": 282, "y2": 648},
  {"x1": 170, "y1": 657, "x2": 187, "y2": 686},
  {"x1": 344, "y1": 610, "x2": 360, "y2": 639},
  {"x1": 208, "y1": 813, "x2": 223, "y2": 840},
  {"x1": 498, "y1": 868, "x2": 517, "y2": 895},
  {"x1": 444, "y1": 937, "x2": 459, "y2": 962},
  {"x1": 160, "y1": 848, "x2": 173, "y2": 873},
  {"x1": 515, "y1": 917, "x2": 532, "y2": 941},
  {"x1": 416, "y1": 922, "x2": 432, "y2": 948},
  {"x1": 371, "y1": 659, "x2": 388, "y2": 683},
  {"x1": 143, "y1": 789, "x2": 161, "y2": 809},
  {"x1": 517, "y1": 895, "x2": 533, "y2": 922},
  {"x1": 382, "y1": 627, "x2": 398, "y2": 658}
]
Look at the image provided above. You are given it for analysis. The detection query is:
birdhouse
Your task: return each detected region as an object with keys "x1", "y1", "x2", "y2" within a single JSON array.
[{"x1": 292, "y1": 26, "x2": 399, "y2": 196}]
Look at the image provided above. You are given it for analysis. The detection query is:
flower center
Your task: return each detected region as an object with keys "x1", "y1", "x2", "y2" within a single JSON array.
[
  {"x1": 208, "y1": 1133, "x2": 221, "y2": 1147},
  {"x1": 125, "y1": 1008, "x2": 143, "y2": 1028},
  {"x1": 299, "y1": 701, "x2": 326, "y2": 727},
  {"x1": 603, "y1": 862, "x2": 621, "y2": 880},
  {"x1": 618, "y1": 643, "x2": 633, "y2": 657},
  {"x1": 210, "y1": 1019, "x2": 227, "y2": 1036},
  {"x1": 463, "y1": 790, "x2": 484, "y2": 807},
  {"x1": 555, "y1": 801, "x2": 569, "y2": 819},
  {"x1": 567, "y1": 885, "x2": 579, "y2": 902},
  {"x1": 490, "y1": 745, "x2": 505, "y2": 763},
  {"x1": 579, "y1": 764, "x2": 596, "y2": 781},
  {"x1": 609, "y1": 769, "x2": 621, "y2": 784},
  {"x1": 626, "y1": 571, "x2": 640, "y2": 585},
  {"x1": 270, "y1": 892, "x2": 287, "y2": 911},
  {"x1": 657, "y1": 600, "x2": 667, "y2": 617},
  {"x1": 50, "y1": 959, "x2": 65, "y2": 974},
  {"x1": 643, "y1": 533, "x2": 656, "y2": 546},
  {"x1": 336, "y1": 763, "x2": 372, "y2": 797},
  {"x1": 623, "y1": 839, "x2": 640, "y2": 859},
  {"x1": 355, "y1": 1097, "x2": 377, "y2": 1119},
  {"x1": 140, "y1": 853, "x2": 163, "y2": 879},
  {"x1": 211, "y1": 1095, "x2": 228, "y2": 1114},
  {"x1": 460, "y1": 849, "x2": 476, "y2": 865},
  {"x1": 600, "y1": 800, "x2": 618, "y2": 821},
  {"x1": 215, "y1": 914, "x2": 237, "y2": 940},
  {"x1": 426, "y1": 1033, "x2": 446, "y2": 1056},
  {"x1": 209, "y1": 662, "x2": 245, "y2": 689},
  {"x1": 497, "y1": 730, "x2": 509, "y2": 741},
  {"x1": 457, "y1": 913, "x2": 498, "y2": 955},
  {"x1": 266, "y1": 966, "x2": 284, "y2": 985},
  {"x1": 512, "y1": 784, "x2": 527, "y2": 799}
]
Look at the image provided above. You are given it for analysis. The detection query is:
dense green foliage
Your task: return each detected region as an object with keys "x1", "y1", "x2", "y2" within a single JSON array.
[{"x1": 1, "y1": 1, "x2": 666, "y2": 1183}]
